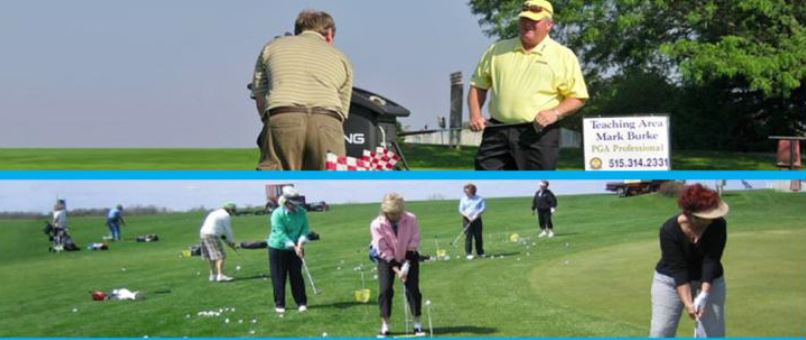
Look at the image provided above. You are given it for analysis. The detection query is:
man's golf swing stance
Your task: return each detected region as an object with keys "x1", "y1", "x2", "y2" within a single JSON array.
[
  {"x1": 468, "y1": 0, "x2": 588, "y2": 170},
  {"x1": 199, "y1": 202, "x2": 239, "y2": 282},
  {"x1": 457, "y1": 183, "x2": 485, "y2": 259},
  {"x1": 268, "y1": 186, "x2": 312, "y2": 313},
  {"x1": 370, "y1": 193, "x2": 426, "y2": 337}
]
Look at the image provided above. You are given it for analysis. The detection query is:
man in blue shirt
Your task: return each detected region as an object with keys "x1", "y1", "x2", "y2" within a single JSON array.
[
  {"x1": 107, "y1": 204, "x2": 126, "y2": 241},
  {"x1": 458, "y1": 184, "x2": 486, "y2": 260}
]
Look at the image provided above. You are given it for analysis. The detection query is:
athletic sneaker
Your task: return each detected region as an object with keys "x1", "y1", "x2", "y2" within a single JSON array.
[
  {"x1": 298, "y1": 305, "x2": 308, "y2": 312},
  {"x1": 414, "y1": 327, "x2": 427, "y2": 337},
  {"x1": 275, "y1": 307, "x2": 286, "y2": 314},
  {"x1": 376, "y1": 331, "x2": 390, "y2": 338},
  {"x1": 209, "y1": 274, "x2": 216, "y2": 282},
  {"x1": 538, "y1": 230, "x2": 548, "y2": 238},
  {"x1": 466, "y1": 255, "x2": 474, "y2": 260},
  {"x1": 216, "y1": 274, "x2": 234, "y2": 282},
  {"x1": 548, "y1": 230, "x2": 555, "y2": 238}
]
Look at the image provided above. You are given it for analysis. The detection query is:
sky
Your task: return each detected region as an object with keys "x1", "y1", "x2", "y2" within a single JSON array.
[
  {"x1": 0, "y1": 180, "x2": 770, "y2": 213},
  {"x1": 0, "y1": 0, "x2": 496, "y2": 147}
]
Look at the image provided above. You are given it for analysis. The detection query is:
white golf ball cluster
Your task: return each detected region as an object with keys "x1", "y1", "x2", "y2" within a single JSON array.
[{"x1": 196, "y1": 307, "x2": 237, "y2": 317}]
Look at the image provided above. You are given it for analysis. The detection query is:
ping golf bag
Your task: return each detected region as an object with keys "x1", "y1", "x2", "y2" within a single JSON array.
[{"x1": 44, "y1": 222, "x2": 80, "y2": 252}]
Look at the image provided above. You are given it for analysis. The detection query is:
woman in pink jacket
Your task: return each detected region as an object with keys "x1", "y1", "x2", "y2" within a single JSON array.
[{"x1": 370, "y1": 193, "x2": 425, "y2": 337}]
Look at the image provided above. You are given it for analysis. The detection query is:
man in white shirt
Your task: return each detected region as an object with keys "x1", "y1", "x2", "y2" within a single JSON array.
[
  {"x1": 458, "y1": 184, "x2": 486, "y2": 260},
  {"x1": 51, "y1": 199, "x2": 68, "y2": 251},
  {"x1": 199, "y1": 202, "x2": 239, "y2": 282}
]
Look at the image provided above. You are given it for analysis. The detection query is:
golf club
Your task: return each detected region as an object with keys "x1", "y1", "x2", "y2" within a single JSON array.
[
  {"x1": 425, "y1": 300, "x2": 433, "y2": 337},
  {"x1": 694, "y1": 319, "x2": 705, "y2": 337},
  {"x1": 402, "y1": 283, "x2": 410, "y2": 334},
  {"x1": 449, "y1": 220, "x2": 472, "y2": 247},
  {"x1": 301, "y1": 258, "x2": 321, "y2": 295},
  {"x1": 398, "y1": 120, "x2": 543, "y2": 137}
]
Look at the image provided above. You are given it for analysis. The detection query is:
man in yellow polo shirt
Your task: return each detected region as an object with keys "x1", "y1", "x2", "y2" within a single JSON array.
[
  {"x1": 251, "y1": 10, "x2": 353, "y2": 170},
  {"x1": 468, "y1": 0, "x2": 588, "y2": 170}
]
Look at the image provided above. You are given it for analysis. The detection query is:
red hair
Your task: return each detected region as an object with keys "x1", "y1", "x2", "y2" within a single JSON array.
[{"x1": 678, "y1": 184, "x2": 720, "y2": 214}]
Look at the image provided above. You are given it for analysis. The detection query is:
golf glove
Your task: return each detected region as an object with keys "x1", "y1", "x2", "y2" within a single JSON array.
[{"x1": 693, "y1": 291, "x2": 709, "y2": 312}]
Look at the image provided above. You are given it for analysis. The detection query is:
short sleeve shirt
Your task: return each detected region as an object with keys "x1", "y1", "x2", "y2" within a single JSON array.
[{"x1": 470, "y1": 36, "x2": 589, "y2": 124}]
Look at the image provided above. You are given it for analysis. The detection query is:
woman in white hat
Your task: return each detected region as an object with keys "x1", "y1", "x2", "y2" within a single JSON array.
[
  {"x1": 267, "y1": 186, "x2": 311, "y2": 314},
  {"x1": 650, "y1": 184, "x2": 730, "y2": 337},
  {"x1": 370, "y1": 193, "x2": 425, "y2": 337}
]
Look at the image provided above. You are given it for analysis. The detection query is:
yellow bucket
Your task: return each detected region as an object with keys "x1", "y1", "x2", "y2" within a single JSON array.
[
  {"x1": 354, "y1": 288, "x2": 371, "y2": 303},
  {"x1": 510, "y1": 233, "x2": 520, "y2": 243},
  {"x1": 181, "y1": 250, "x2": 191, "y2": 257},
  {"x1": 436, "y1": 249, "x2": 447, "y2": 257}
]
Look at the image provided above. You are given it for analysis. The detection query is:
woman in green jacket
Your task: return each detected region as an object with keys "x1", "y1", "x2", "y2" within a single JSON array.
[{"x1": 268, "y1": 186, "x2": 311, "y2": 314}]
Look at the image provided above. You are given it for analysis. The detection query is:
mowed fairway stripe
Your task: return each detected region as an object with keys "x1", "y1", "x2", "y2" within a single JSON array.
[{"x1": 529, "y1": 229, "x2": 806, "y2": 337}]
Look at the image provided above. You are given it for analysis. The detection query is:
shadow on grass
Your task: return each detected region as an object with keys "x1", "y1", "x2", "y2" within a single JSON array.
[
  {"x1": 235, "y1": 274, "x2": 270, "y2": 281},
  {"x1": 432, "y1": 326, "x2": 498, "y2": 335},
  {"x1": 398, "y1": 143, "x2": 782, "y2": 170},
  {"x1": 482, "y1": 251, "x2": 521, "y2": 257},
  {"x1": 313, "y1": 301, "x2": 376, "y2": 310}
]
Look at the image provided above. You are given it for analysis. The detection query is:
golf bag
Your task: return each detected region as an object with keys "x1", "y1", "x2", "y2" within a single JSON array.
[
  {"x1": 87, "y1": 242, "x2": 109, "y2": 251},
  {"x1": 240, "y1": 240, "x2": 268, "y2": 249},
  {"x1": 44, "y1": 222, "x2": 80, "y2": 252},
  {"x1": 136, "y1": 234, "x2": 159, "y2": 242},
  {"x1": 189, "y1": 245, "x2": 201, "y2": 256},
  {"x1": 239, "y1": 231, "x2": 319, "y2": 250}
]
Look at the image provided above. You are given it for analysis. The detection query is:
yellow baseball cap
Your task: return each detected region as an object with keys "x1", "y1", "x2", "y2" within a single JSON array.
[{"x1": 519, "y1": 0, "x2": 554, "y2": 22}]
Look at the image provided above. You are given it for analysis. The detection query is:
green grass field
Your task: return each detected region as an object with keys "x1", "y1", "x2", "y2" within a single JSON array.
[
  {"x1": 1, "y1": 190, "x2": 803, "y2": 337},
  {"x1": 0, "y1": 146, "x2": 783, "y2": 170}
]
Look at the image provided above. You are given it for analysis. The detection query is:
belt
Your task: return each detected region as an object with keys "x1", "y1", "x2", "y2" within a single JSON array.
[{"x1": 268, "y1": 106, "x2": 343, "y2": 121}]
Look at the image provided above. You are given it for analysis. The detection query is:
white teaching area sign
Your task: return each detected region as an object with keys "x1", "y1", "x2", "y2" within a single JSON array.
[{"x1": 583, "y1": 116, "x2": 671, "y2": 170}]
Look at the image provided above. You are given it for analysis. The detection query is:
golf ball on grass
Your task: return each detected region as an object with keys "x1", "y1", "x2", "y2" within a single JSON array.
[
  {"x1": 121, "y1": 268, "x2": 127, "y2": 272},
  {"x1": 322, "y1": 332, "x2": 328, "y2": 337},
  {"x1": 236, "y1": 266, "x2": 241, "y2": 271},
  {"x1": 72, "y1": 308, "x2": 78, "y2": 313},
  {"x1": 249, "y1": 330, "x2": 256, "y2": 335},
  {"x1": 425, "y1": 300, "x2": 432, "y2": 306},
  {"x1": 225, "y1": 318, "x2": 230, "y2": 324}
]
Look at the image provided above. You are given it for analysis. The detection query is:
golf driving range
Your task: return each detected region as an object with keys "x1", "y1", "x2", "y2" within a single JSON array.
[{"x1": 0, "y1": 190, "x2": 803, "y2": 337}]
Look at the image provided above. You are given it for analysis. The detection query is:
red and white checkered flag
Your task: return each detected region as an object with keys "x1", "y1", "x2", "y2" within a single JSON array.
[{"x1": 326, "y1": 147, "x2": 400, "y2": 171}]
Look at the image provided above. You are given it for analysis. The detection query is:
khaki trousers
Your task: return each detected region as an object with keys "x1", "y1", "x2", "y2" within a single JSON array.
[{"x1": 257, "y1": 112, "x2": 345, "y2": 170}]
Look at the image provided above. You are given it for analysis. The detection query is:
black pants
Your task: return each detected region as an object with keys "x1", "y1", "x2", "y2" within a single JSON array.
[
  {"x1": 475, "y1": 123, "x2": 560, "y2": 170},
  {"x1": 463, "y1": 217, "x2": 484, "y2": 256},
  {"x1": 269, "y1": 247, "x2": 307, "y2": 308},
  {"x1": 377, "y1": 251, "x2": 422, "y2": 318},
  {"x1": 537, "y1": 209, "x2": 554, "y2": 230}
]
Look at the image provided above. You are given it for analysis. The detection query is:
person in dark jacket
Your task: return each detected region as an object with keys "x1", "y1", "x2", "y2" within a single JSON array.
[
  {"x1": 650, "y1": 184, "x2": 729, "y2": 338},
  {"x1": 531, "y1": 180, "x2": 557, "y2": 238}
]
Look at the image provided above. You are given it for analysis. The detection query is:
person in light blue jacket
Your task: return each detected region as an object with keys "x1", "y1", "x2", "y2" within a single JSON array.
[
  {"x1": 106, "y1": 204, "x2": 126, "y2": 241},
  {"x1": 458, "y1": 183, "x2": 486, "y2": 260}
]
